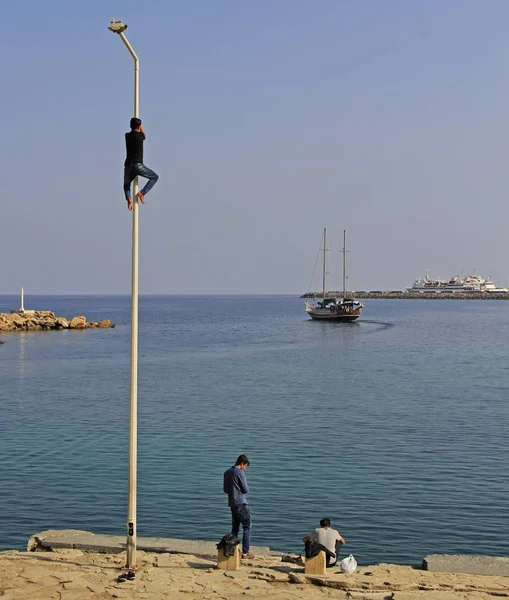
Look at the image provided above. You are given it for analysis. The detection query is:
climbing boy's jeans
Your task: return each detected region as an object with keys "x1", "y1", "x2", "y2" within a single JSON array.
[{"x1": 123, "y1": 163, "x2": 159, "y2": 199}]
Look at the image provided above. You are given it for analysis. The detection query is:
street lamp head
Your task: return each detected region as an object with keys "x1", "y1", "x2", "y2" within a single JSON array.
[{"x1": 108, "y1": 19, "x2": 128, "y2": 34}]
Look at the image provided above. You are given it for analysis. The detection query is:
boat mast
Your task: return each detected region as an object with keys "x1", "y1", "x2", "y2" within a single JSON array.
[
  {"x1": 322, "y1": 228, "x2": 327, "y2": 301},
  {"x1": 342, "y1": 230, "x2": 346, "y2": 300}
]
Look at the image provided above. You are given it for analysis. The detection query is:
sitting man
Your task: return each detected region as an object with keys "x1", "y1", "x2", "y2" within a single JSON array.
[{"x1": 302, "y1": 518, "x2": 346, "y2": 567}]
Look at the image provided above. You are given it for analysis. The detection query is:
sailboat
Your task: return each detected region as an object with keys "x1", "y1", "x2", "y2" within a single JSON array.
[{"x1": 305, "y1": 229, "x2": 363, "y2": 322}]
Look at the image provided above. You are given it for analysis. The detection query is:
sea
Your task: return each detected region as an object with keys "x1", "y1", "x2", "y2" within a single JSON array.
[{"x1": 0, "y1": 295, "x2": 508, "y2": 566}]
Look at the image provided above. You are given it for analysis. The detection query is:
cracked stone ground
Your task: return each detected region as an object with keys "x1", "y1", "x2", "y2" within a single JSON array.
[{"x1": 1, "y1": 549, "x2": 508, "y2": 600}]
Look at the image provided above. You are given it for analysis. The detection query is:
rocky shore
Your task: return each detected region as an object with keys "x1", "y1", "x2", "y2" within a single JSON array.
[
  {"x1": 1, "y1": 529, "x2": 508, "y2": 600},
  {"x1": 0, "y1": 310, "x2": 114, "y2": 332}
]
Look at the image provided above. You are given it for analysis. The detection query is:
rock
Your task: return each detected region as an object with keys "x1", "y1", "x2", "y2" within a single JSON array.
[
  {"x1": 281, "y1": 554, "x2": 303, "y2": 564},
  {"x1": 248, "y1": 569, "x2": 289, "y2": 582},
  {"x1": 10, "y1": 315, "x2": 26, "y2": 329},
  {"x1": 55, "y1": 317, "x2": 69, "y2": 329},
  {"x1": 69, "y1": 316, "x2": 87, "y2": 329},
  {"x1": 289, "y1": 573, "x2": 307, "y2": 584},
  {"x1": 0, "y1": 314, "x2": 21, "y2": 331},
  {"x1": 347, "y1": 593, "x2": 395, "y2": 600},
  {"x1": 1, "y1": 312, "x2": 114, "y2": 332},
  {"x1": 55, "y1": 549, "x2": 84, "y2": 559},
  {"x1": 35, "y1": 311, "x2": 55, "y2": 318},
  {"x1": 26, "y1": 320, "x2": 40, "y2": 331}
]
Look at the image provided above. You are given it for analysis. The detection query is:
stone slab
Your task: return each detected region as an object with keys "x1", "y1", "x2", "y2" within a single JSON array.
[
  {"x1": 217, "y1": 546, "x2": 240, "y2": 570},
  {"x1": 28, "y1": 529, "x2": 275, "y2": 558},
  {"x1": 304, "y1": 551, "x2": 326, "y2": 575},
  {"x1": 423, "y1": 554, "x2": 509, "y2": 577}
]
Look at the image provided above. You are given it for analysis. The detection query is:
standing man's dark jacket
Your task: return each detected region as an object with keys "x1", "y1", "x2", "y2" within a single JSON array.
[{"x1": 223, "y1": 466, "x2": 249, "y2": 507}]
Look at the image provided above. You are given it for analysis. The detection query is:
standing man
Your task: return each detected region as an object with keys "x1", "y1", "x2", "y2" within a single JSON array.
[
  {"x1": 124, "y1": 117, "x2": 159, "y2": 210},
  {"x1": 223, "y1": 454, "x2": 253, "y2": 559},
  {"x1": 303, "y1": 518, "x2": 345, "y2": 567}
]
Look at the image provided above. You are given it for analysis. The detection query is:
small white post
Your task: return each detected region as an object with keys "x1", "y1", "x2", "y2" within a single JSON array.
[{"x1": 20, "y1": 287, "x2": 24, "y2": 312}]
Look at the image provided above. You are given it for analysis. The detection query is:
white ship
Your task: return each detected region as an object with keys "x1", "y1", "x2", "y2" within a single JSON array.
[
  {"x1": 409, "y1": 270, "x2": 508, "y2": 293},
  {"x1": 481, "y1": 279, "x2": 509, "y2": 293}
]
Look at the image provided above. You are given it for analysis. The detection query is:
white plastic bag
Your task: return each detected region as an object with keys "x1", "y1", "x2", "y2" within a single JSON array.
[{"x1": 340, "y1": 554, "x2": 357, "y2": 573}]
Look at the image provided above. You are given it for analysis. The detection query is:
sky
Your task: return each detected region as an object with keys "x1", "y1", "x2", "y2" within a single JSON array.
[{"x1": 2, "y1": 0, "x2": 509, "y2": 294}]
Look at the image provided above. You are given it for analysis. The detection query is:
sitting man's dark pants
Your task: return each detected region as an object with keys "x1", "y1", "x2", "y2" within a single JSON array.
[{"x1": 304, "y1": 539, "x2": 336, "y2": 567}]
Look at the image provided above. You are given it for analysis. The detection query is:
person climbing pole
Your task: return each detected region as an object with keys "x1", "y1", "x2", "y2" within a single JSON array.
[{"x1": 123, "y1": 117, "x2": 159, "y2": 210}]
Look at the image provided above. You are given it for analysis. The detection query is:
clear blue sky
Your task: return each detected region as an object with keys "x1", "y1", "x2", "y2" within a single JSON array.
[{"x1": 3, "y1": 0, "x2": 509, "y2": 294}]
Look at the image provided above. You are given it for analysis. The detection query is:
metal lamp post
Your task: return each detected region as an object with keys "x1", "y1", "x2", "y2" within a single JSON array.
[{"x1": 107, "y1": 18, "x2": 139, "y2": 570}]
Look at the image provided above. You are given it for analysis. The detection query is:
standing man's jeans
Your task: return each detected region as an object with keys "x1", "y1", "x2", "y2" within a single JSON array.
[
  {"x1": 124, "y1": 162, "x2": 159, "y2": 200},
  {"x1": 231, "y1": 504, "x2": 251, "y2": 555}
]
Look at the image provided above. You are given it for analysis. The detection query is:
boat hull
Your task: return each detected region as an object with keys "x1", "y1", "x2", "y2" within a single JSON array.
[{"x1": 306, "y1": 307, "x2": 363, "y2": 322}]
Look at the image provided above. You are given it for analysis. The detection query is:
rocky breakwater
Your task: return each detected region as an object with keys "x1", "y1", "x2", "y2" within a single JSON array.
[
  {"x1": 0, "y1": 310, "x2": 114, "y2": 332},
  {"x1": 301, "y1": 291, "x2": 509, "y2": 300}
]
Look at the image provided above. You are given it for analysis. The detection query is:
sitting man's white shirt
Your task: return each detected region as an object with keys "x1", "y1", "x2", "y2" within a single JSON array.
[{"x1": 309, "y1": 526, "x2": 343, "y2": 557}]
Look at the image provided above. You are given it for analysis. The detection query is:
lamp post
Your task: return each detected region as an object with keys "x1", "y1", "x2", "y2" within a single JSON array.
[{"x1": 107, "y1": 18, "x2": 139, "y2": 570}]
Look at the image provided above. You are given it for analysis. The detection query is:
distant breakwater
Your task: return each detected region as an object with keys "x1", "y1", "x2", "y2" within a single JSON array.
[
  {"x1": 0, "y1": 311, "x2": 115, "y2": 332},
  {"x1": 301, "y1": 291, "x2": 509, "y2": 300}
]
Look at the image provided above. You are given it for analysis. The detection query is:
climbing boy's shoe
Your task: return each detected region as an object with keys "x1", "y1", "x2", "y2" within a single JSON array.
[{"x1": 242, "y1": 552, "x2": 255, "y2": 559}]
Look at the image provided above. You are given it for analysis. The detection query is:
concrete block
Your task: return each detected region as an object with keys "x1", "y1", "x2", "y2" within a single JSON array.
[
  {"x1": 305, "y1": 551, "x2": 326, "y2": 575},
  {"x1": 217, "y1": 546, "x2": 240, "y2": 571},
  {"x1": 27, "y1": 530, "x2": 275, "y2": 558},
  {"x1": 27, "y1": 529, "x2": 91, "y2": 551},
  {"x1": 423, "y1": 554, "x2": 509, "y2": 577}
]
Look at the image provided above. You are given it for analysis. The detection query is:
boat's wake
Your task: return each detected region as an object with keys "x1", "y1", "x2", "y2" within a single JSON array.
[
  {"x1": 357, "y1": 319, "x2": 394, "y2": 332},
  {"x1": 305, "y1": 318, "x2": 394, "y2": 332}
]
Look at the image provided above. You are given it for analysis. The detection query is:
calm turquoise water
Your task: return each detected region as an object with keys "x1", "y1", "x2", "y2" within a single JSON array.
[{"x1": 0, "y1": 295, "x2": 508, "y2": 565}]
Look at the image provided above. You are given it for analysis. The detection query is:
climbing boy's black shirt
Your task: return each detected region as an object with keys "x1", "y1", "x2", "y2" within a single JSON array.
[{"x1": 125, "y1": 130, "x2": 145, "y2": 165}]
